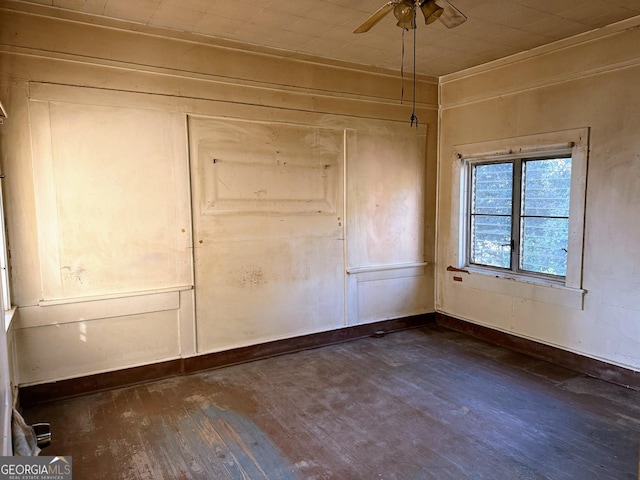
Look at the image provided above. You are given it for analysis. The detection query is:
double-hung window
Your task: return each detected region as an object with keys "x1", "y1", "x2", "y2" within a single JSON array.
[
  {"x1": 469, "y1": 154, "x2": 572, "y2": 280},
  {"x1": 457, "y1": 129, "x2": 588, "y2": 292}
]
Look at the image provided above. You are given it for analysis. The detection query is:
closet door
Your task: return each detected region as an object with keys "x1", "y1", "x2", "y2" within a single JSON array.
[{"x1": 189, "y1": 116, "x2": 345, "y2": 352}]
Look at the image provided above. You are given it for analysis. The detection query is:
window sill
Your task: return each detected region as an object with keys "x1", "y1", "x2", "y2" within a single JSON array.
[{"x1": 451, "y1": 267, "x2": 586, "y2": 310}]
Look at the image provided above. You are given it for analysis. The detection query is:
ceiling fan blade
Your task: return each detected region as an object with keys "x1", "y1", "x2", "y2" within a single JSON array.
[
  {"x1": 354, "y1": 2, "x2": 394, "y2": 33},
  {"x1": 435, "y1": 0, "x2": 467, "y2": 28}
]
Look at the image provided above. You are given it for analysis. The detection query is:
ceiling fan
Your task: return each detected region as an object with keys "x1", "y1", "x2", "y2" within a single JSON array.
[
  {"x1": 353, "y1": 0, "x2": 466, "y2": 127},
  {"x1": 354, "y1": 0, "x2": 467, "y2": 33}
]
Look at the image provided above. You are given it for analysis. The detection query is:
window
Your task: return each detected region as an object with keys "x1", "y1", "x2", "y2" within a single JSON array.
[
  {"x1": 456, "y1": 129, "x2": 588, "y2": 292},
  {"x1": 469, "y1": 154, "x2": 572, "y2": 279}
]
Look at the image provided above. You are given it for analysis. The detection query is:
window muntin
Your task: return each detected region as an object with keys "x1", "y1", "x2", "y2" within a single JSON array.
[{"x1": 468, "y1": 155, "x2": 572, "y2": 280}]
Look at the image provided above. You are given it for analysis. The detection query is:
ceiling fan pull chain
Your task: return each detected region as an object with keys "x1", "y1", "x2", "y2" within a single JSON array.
[
  {"x1": 401, "y1": 26, "x2": 406, "y2": 104},
  {"x1": 410, "y1": 7, "x2": 419, "y2": 128}
]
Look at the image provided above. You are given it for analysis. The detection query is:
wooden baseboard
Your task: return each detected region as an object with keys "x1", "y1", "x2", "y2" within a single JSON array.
[
  {"x1": 19, "y1": 359, "x2": 182, "y2": 408},
  {"x1": 182, "y1": 315, "x2": 433, "y2": 374},
  {"x1": 436, "y1": 313, "x2": 640, "y2": 391},
  {"x1": 20, "y1": 312, "x2": 638, "y2": 406},
  {"x1": 19, "y1": 314, "x2": 435, "y2": 406}
]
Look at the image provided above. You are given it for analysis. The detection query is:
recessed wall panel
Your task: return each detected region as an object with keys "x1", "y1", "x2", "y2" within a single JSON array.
[
  {"x1": 29, "y1": 99, "x2": 192, "y2": 301},
  {"x1": 189, "y1": 116, "x2": 346, "y2": 353},
  {"x1": 196, "y1": 120, "x2": 339, "y2": 215}
]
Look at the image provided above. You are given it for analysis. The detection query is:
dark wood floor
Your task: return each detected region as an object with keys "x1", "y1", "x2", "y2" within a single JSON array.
[{"x1": 23, "y1": 326, "x2": 640, "y2": 479}]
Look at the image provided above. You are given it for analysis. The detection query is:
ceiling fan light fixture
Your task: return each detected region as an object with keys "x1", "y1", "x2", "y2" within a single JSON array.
[
  {"x1": 420, "y1": 0, "x2": 444, "y2": 25},
  {"x1": 396, "y1": 19, "x2": 416, "y2": 29},
  {"x1": 393, "y1": 2, "x2": 414, "y2": 23},
  {"x1": 352, "y1": 0, "x2": 466, "y2": 34}
]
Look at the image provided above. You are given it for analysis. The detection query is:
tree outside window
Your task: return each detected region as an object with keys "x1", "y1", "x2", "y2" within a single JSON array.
[{"x1": 469, "y1": 156, "x2": 572, "y2": 279}]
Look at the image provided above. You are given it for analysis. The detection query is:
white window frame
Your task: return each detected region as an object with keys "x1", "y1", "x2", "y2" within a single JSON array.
[{"x1": 455, "y1": 129, "x2": 588, "y2": 291}]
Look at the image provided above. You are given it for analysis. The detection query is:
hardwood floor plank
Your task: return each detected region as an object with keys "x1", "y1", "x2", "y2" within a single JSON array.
[{"x1": 22, "y1": 327, "x2": 640, "y2": 479}]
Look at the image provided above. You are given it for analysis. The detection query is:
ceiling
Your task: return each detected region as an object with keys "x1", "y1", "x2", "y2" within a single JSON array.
[{"x1": 20, "y1": 0, "x2": 640, "y2": 76}]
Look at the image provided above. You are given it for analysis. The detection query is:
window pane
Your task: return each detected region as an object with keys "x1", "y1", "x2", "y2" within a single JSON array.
[
  {"x1": 471, "y1": 215, "x2": 511, "y2": 268},
  {"x1": 522, "y1": 158, "x2": 571, "y2": 217},
  {"x1": 472, "y1": 163, "x2": 513, "y2": 215},
  {"x1": 520, "y1": 217, "x2": 569, "y2": 276}
]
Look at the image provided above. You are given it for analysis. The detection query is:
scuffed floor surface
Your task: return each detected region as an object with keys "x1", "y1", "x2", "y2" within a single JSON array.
[{"x1": 24, "y1": 326, "x2": 640, "y2": 479}]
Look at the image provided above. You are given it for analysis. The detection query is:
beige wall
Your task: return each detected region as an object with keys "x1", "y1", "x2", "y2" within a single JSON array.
[
  {"x1": 437, "y1": 19, "x2": 640, "y2": 372},
  {"x1": 9, "y1": 0, "x2": 637, "y2": 387},
  {"x1": 0, "y1": 3, "x2": 437, "y2": 384}
]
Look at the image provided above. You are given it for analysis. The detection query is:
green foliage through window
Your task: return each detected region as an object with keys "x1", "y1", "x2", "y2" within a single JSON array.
[{"x1": 469, "y1": 156, "x2": 572, "y2": 278}]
